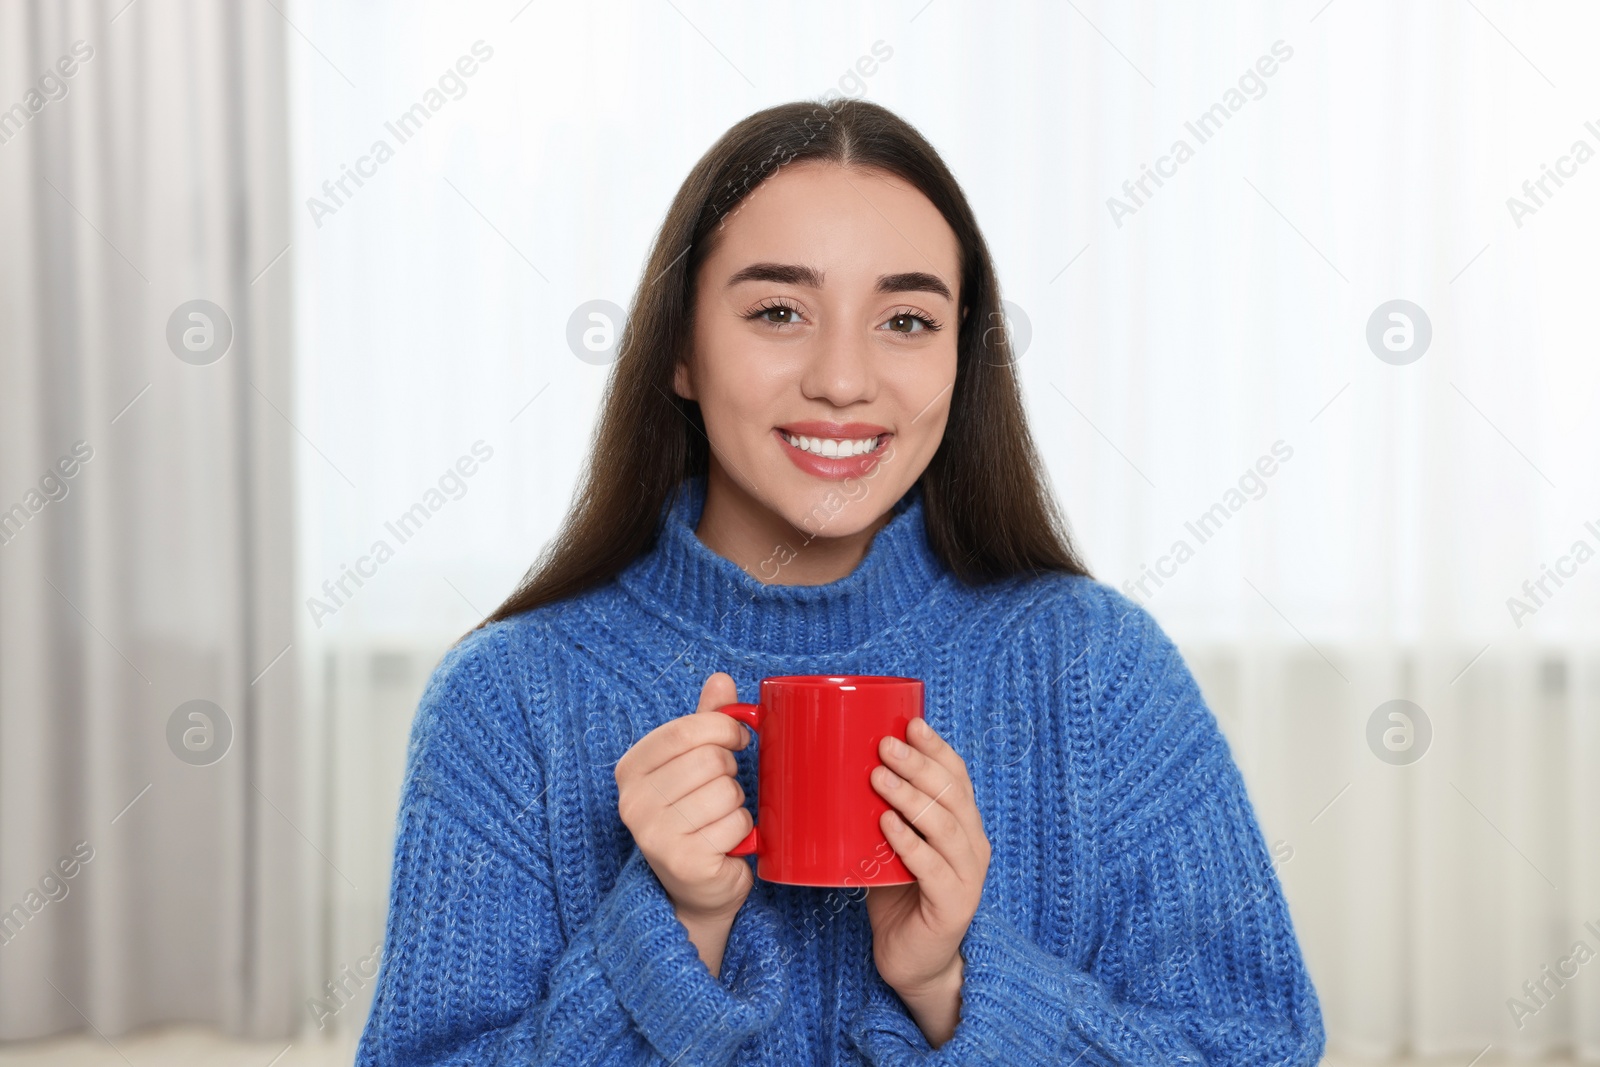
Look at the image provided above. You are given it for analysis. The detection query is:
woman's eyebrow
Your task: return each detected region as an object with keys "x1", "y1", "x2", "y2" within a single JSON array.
[
  {"x1": 877, "y1": 271, "x2": 952, "y2": 302},
  {"x1": 725, "y1": 262, "x2": 952, "y2": 302}
]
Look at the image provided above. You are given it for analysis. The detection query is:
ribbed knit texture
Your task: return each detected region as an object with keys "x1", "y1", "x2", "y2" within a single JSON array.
[{"x1": 355, "y1": 474, "x2": 1326, "y2": 1066}]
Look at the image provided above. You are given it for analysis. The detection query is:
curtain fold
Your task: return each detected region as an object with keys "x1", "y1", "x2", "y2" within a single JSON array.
[
  {"x1": 0, "y1": 0, "x2": 299, "y2": 1040},
  {"x1": 1186, "y1": 643, "x2": 1600, "y2": 1060}
]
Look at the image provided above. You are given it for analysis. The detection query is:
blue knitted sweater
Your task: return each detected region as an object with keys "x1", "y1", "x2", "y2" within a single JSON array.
[{"x1": 355, "y1": 474, "x2": 1325, "y2": 1066}]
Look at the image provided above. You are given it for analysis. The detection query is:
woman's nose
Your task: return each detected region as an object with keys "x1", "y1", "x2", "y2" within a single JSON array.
[{"x1": 799, "y1": 321, "x2": 876, "y2": 406}]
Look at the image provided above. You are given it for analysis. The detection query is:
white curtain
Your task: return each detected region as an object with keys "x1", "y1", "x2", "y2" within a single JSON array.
[
  {"x1": 0, "y1": 0, "x2": 300, "y2": 1042},
  {"x1": 286, "y1": 0, "x2": 1600, "y2": 1059}
]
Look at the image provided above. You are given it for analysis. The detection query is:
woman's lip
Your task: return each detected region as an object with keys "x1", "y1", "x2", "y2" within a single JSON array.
[
  {"x1": 772, "y1": 428, "x2": 892, "y2": 481},
  {"x1": 775, "y1": 421, "x2": 890, "y2": 438}
]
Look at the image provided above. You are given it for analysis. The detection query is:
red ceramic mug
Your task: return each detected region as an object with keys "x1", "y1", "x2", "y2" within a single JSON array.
[{"x1": 717, "y1": 674, "x2": 923, "y2": 886}]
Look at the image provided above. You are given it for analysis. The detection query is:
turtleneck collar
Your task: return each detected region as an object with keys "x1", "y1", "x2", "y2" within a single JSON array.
[{"x1": 615, "y1": 474, "x2": 946, "y2": 658}]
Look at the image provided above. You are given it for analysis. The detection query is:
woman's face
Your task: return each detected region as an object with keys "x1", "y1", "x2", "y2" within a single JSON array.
[{"x1": 676, "y1": 161, "x2": 964, "y2": 543}]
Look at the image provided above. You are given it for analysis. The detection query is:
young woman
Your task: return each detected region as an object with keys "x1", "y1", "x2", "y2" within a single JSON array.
[{"x1": 355, "y1": 99, "x2": 1325, "y2": 1065}]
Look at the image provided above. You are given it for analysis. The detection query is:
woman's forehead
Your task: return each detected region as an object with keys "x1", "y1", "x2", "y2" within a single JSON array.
[{"x1": 705, "y1": 164, "x2": 960, "y2": 297}]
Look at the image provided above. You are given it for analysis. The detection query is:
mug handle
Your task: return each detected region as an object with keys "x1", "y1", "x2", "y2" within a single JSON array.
[{"x1": 716, "y1": 702, "x2": 763, "y2": 857}]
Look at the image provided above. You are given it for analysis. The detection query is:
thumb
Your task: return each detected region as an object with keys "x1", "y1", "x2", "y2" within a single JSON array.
[
  {"x1": 694, "y1": 671, "x2": 748, "y2": 748},
  {"x1": 694, "y1": 671, "x2": 740, "y2": 715}
]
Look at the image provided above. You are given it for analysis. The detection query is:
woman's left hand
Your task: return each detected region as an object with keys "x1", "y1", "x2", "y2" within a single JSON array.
[{"x1": 864, "y1": 716, "x2": 990, "y2": 1033}]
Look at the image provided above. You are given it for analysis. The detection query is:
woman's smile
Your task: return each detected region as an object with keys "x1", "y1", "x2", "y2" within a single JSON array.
[{"x1": 773, "y1": 420, "x2": 893, "y2": 480}]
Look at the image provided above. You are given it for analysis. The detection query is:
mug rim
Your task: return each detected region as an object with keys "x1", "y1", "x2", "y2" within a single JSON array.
[{"x1": 761, "y1": 674, "x2": 920, "y2": 687}]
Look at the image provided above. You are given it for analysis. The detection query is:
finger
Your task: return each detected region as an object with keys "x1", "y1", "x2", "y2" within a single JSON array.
[
  {"x1": 882, "y1": 723, "x2": 986, "y2": 844},
  {"x1": 878, "y1": 807, "x2": 961, "y2": 897},
  {"x1": 878, "y1": 732, "x2": 961, "y2": 813},
  {"x1": 648, "y1": 743, "x2": 739, "y2": 805},
  {"x1": 701, "y1": 803, "x2": 756, "y2": 854},
  {"x1": 618, "y1": 696, "x2": 748, "y2": 779},
  {"x1": 906, "y1": 718, "x2": 973, "y2": 801},
  {"x1": 871, "y1": 764, "x2": 976, "y2": 876},
  {"x1": 657, "y1": 772, "x2": 745, "y2": 835},
  {"x1": 695, "y1": 672, "x2": 757, "y2": 746}
]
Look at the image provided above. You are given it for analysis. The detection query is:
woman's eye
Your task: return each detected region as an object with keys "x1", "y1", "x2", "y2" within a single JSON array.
[
  {"x1": 884, "y1": 312, "x2": 941, "y2": 335},
  {"x1": 749, "y1": 303, "x2": 803, "y2": 326},
  {"x1": 747, "y1": 304, "x2": 941, "y2": 334}
]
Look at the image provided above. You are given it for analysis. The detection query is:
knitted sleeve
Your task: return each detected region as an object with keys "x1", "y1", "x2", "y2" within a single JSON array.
[
  {"x1": 354, "y1": 626, "x2": 789, "y2": 1066},
  {"x1": 845, "y1": 590, "x2": 1326, "y2": 1066}
]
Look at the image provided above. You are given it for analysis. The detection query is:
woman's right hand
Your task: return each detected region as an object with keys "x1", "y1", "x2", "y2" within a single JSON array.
[{"x1": 614, "y1": 672, "x2": 755, "y2": 926}]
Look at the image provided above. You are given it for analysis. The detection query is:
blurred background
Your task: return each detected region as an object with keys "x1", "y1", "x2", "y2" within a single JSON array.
[{"x1": 2, "y1": 0, "x2": 1598, "y2": 1064}]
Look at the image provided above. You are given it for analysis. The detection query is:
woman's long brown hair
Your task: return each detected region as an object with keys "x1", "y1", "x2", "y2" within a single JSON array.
[{"x1": 464, "y1": 98, "x2": 1090, "y2": 644}]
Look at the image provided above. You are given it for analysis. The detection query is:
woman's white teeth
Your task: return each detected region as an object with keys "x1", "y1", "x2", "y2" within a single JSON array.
[{"x1": 784, "y1": 433, "x2": 881, "y2": 457}]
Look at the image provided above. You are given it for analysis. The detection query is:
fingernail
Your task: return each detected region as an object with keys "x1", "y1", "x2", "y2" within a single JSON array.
[
  {"x1": 911, "y1": 718, "x2": 928, "y2": 738},
  {"x1": 889, "y1": 737, "x2": 910, "y2": 758},
  {"x1": 878, "y1": 767, "x2": 901, "y2": 789}
]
